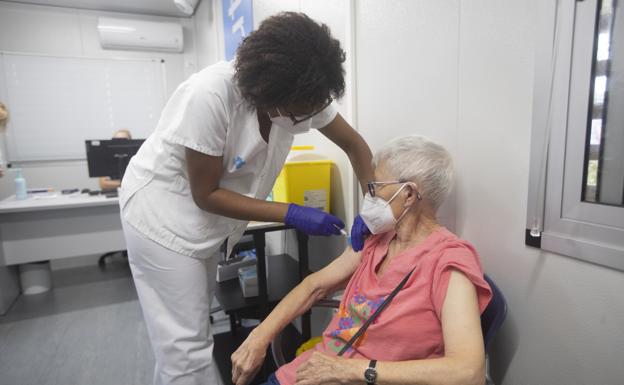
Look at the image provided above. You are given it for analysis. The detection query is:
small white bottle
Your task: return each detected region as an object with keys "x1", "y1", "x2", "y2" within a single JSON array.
[{"x1": 14, "y1": 168, "x2": 27, "y2": 200}]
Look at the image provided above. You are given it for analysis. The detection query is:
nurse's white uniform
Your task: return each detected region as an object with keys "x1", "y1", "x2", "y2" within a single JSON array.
[{"x1": 119, "y1": 61, "x2": 337, "y2": 385}]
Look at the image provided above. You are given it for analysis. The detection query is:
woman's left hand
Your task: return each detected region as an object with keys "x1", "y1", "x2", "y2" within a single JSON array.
[
  {"x1": 231, "y1": 329, "x2": 269, "y2": 385},
  {"x1": 295, "y1": 351, "x2": 358, "y2": 385}
]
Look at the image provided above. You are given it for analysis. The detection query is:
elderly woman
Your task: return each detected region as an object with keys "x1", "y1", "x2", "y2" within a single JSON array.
[{"x1": 231, "y1": 135, "x2": 492, "y2": 385}]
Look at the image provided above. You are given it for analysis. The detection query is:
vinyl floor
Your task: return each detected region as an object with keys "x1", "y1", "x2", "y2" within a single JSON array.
[{"x1": 0, "y1": 256, "x2": 232, "y2": 385}]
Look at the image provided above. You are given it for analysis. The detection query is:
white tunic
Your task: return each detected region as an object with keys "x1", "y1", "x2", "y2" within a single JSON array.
[{"x1": 119, "y1": 61, "x2": 337, "y2": 259}]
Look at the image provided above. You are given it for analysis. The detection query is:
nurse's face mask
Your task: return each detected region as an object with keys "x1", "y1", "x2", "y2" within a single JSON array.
[
  {"x1": 360, "y1": 181, "x2": 421, "y2": 234},
  {"x1": 268, "y1": 98, "x2": 332, "y2": 135},
  {"x1": 268, "y1": 109, "x2": 313, "y2": 134}
]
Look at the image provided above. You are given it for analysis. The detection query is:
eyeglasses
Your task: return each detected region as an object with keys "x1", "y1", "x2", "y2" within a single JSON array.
[
  {"x1": 367, "y1": 180, "x2": 423, "y2": 200},
  {"x1": 284, "y1": 98, "x2": 333, "y2": 125},
  {"x1": 367, "y1": 180, "x2": 406, "y2": 197}
]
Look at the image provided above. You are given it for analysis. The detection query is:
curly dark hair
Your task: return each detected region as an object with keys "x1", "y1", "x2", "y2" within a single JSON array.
[{"x1": 234, "y1": 12, "x2": 346, "y2": 111}]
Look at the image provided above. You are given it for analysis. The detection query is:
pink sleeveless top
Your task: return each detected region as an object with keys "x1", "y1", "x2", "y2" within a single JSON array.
[{"x1": 276, "y1": 227, "x2": 492, "y2": 385}]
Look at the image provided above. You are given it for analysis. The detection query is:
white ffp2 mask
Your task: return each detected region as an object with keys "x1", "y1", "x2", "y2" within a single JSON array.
[
  {"x1": 268, "y1": 110, "x2": 312, "y2": 135},
  {"x1": 360, "y1": 184, "x2": 411, "y2": 234}
]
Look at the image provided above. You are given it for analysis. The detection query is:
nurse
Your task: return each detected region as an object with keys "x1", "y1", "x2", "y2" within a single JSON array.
[{"x1": 119, "y1": 12, "x2": 374, "y2": 385}]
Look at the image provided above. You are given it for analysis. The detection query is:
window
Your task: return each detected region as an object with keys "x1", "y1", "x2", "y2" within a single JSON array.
[
  {"x1": 527, "y1": 0, "x2": 624, "y2": 271},
  {"x1": 582, "y1": 0, "x2": 624, "y2": 206},
  {"x1": 0, "y1": 53, "x2": 165, "y2": 161}
]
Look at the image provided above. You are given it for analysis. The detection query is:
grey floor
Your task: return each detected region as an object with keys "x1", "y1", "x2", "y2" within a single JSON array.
[{"x1": 0, "y1": 255, "x2": 233, "y2": 385}]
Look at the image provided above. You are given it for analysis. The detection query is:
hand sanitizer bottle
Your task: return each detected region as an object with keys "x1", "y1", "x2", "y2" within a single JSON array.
[{"x1": 14, "y1": 168, "x2": 27, "y2": 200}]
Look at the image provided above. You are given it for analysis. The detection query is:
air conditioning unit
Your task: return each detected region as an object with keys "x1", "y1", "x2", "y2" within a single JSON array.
[
  {"x1": 174, "y1": 0, "x2": 199, "y2": 16},
  {"x1": 97, "y1": 18, "x2": 184, "y2": 53}
]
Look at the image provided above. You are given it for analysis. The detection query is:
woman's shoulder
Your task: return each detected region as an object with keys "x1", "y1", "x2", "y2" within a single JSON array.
[
  {"x1": 424, "y1": 227, "x2": 483, "y2": 270},
  {"x1": 435, "y1": 227, "x2": 478, "y2": 253},
  {"x1": 426, "y1": 228, "x2": 492, "y2": 315}
]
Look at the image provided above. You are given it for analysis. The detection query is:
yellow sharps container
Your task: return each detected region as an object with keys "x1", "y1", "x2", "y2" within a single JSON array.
[{"x1": 272, "y1": 146, "x2": 332, "y2": 213}]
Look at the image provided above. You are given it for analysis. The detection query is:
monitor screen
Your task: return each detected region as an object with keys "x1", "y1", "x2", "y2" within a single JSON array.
[{"x1": 85, "y1": 139, "x2": 145, "y2": 179}]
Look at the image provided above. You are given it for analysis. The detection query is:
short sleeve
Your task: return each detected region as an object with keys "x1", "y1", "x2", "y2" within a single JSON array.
[
  {"x1": 430, "y1": 245, "x2": 492, "y2": 320},
  {"x1": 159, "y1": 80, "x2": 229, "y2": 156},
  {"x1": 309, "y1": 101, "x2": 338, "y2": 129}
]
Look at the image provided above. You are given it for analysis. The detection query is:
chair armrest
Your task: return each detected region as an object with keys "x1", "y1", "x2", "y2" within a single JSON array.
[
  {"x1": 313, "y1": 298, "x2": 341, "y2": 309},
  {"x1": 270, "y1": 298, "x2": 340, "y2": 367}
]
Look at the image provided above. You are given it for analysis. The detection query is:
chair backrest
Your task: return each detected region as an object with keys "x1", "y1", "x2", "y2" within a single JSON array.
[{"x1": 480, "y1": 274, "x2": 508, "y2": 350}]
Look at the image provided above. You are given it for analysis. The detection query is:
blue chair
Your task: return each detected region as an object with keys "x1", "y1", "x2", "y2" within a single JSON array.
[
  {"x1": 481, "y1": 274, "x2": 508, "y2": 385},
  {"x1": 481, "y1": 274, "x2": 508, "y2": 350},
  {"x1": 271, "y1": 274, "x2": 508, "y2": 383}
]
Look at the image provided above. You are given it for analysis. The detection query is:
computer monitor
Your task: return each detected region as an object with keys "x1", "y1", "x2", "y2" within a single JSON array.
[{"x1": 85, "y1": 139, "x2": 145, "y2": 180}]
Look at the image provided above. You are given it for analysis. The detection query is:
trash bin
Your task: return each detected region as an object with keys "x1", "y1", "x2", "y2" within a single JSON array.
[
  {"x1": 272, "y1": 146, "x2": 332, "y2": 213},
  {"x1": 18, "y1": 261, "x2": 52, "y2": 295}
]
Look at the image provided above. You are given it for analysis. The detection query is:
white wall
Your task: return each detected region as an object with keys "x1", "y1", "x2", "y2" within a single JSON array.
[
  {"x1": 0, "y1": 1, "x2": 198, "y2": 199},
  {"x1": 193, "y1": 0, "x2": 222, "y2": 70},
  {"x1": 354, "y1": 0, "x2": 459, "y2": 230},
  {"x1": 354, "y1": 1, "x2": 624, "y2": 384}
]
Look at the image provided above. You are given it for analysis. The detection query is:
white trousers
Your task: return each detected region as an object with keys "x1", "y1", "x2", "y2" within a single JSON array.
[{"x1": 123, "y1": 220, "x2": 222, "y2": 385}]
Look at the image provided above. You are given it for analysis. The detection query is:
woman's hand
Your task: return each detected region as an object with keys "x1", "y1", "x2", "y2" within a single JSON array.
[
  {"x1": 231, "y1": 329, "x2": 270, "y2": 385},
  {"x1": 295, "y1": 351, "x2": 363, "y2": 385}
]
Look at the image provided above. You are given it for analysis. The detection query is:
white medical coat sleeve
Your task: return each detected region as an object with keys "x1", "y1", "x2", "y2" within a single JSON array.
[
  {"x1": 160, "y1": 81, "x2": 229, "y2": 157},
  {"x1": 309, "y1": 101, "x2": 339, "y2": 129}
]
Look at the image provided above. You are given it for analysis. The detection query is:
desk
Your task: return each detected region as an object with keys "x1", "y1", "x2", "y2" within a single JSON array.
[
  {"x1": 0, "y1": 193, "x2": 124, "y2": 313},
  {"x1": 0, "y1": 194, "x2": 286, "y2": 266},
  {"x1": 0, "y1": 194, "x2": 125, "y2": 266}
]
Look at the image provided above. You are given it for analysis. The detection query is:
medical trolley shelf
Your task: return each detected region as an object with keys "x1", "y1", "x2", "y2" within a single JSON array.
[
  {"x1": 213, "y1": 223, "x2": 312, "y2": 336},
  {"x1": 213, "y1": 224, "x2": 311, "y2": 385}
]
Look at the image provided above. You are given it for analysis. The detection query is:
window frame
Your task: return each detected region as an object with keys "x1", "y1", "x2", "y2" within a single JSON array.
[{"x1": 527, "y1": 0, "x2": 624, "y2": 271}]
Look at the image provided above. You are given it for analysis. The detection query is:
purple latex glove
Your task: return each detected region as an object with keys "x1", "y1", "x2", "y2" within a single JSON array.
[
  {"x1": 350, "y1": 215, "x2": 371, "y2": 251},
  {"x1": 284, "y1": 204, "x2": 345, "y2": 236}
]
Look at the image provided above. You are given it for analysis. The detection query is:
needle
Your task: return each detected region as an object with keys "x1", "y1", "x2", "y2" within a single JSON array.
[{"x1": 333, "y1": 224, "x2": 348, "y2": 236}]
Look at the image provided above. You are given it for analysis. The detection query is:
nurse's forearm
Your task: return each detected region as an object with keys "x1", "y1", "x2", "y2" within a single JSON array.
[
  {"x1": 346, "y1": 140, "x2": 374, "y2": 194},
  {"x1": 318, "y1": 114, "x2": 373, "y2": 193},
  {"x1": 194, "y1": 187, "x2": 289, "y2": 223}
]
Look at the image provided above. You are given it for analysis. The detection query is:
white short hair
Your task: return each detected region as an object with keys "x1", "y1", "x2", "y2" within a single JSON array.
[{"x1": 372, "y1": 135, "x2": 454, "y2": 210}]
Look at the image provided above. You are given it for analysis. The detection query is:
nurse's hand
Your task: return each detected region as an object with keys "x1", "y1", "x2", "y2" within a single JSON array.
[
  {"x1": 349, "y1": 215, "x2": 370, "y2": 252},
  {"x1": 231, "y1": 330, "x2": 268, "y2": 385},
  {"x1": 284, "y1": 204, "x2": 345, "y2": 236}
]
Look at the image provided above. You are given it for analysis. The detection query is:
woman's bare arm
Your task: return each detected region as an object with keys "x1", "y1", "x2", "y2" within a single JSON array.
[{"x1": 231, "y1": 247, "x2": 363, "y2": 385}]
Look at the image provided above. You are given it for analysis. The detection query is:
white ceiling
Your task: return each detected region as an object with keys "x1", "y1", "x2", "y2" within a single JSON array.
[{"x1": 3, "y1": 0, "x2": 197, "y2": 18}]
